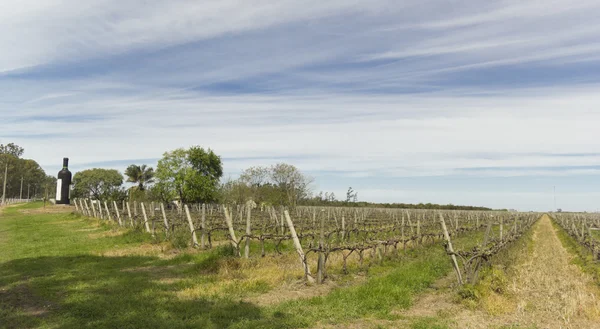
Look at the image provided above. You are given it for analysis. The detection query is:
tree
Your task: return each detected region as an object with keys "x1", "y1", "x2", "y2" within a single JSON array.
[
  {"x1": 0, "y1": 143, "x2": 48, "y2": 200},
  {"x1": 239, "y1": 166, "x2": 270, "y2": 187},
  {"x1": 328, "y1": 192, "x2": 336, "y2": 202},
  {"x1": 238, "y1": 166, "x2": 271, "y2": 203},
  {"x1": 72, "y1": 168, "x2": 125, "y2": 201},
  {"x1": 43, "y1": 175, "x2": 57, "y2": 202},
  {"x1": 346, "y1": 187, "x2": 358, "y2": 203},
  {"x1": 0, "y1": 143, "x2": 24, "y2": 158},
  {"x1": 154, "y1": 146, "x2": 223, "y2": 203},
  {"x1": 269, "y1": 163, "x2": 313, "y2": 207},
  {"x1": 222, "y1": 163, "x2": 312, "y2": 207},
  {"x1": 219, "y1": 177, "x2": 252, "y2": 205},
  {"x1": 147, "y1": 182, "x2": 172, "y2": 204},
  {"x1": 125, "y1": 164, "x2": 155, "y2": 191}
]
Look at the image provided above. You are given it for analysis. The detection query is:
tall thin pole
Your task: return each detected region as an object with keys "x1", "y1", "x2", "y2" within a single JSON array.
[
  {"x1": 27, "y1": 184, "x2": 30, "y2": 200},
  {"x1": 20, "y1": 177, "x2": 23, "y2": 199},
  {"x1": 1, "y1": 162, "x2": 7, "y2": 205}
]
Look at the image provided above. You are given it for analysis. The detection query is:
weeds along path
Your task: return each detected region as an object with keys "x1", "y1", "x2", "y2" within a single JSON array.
[
  {"x1": 397, "y1": 214, "x2": 600, "y2": 329},
  {"x1": 503, "y1": 214, "x2": 600, "y2": 328}
]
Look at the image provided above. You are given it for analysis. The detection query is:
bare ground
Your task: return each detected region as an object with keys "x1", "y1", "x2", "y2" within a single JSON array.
[
  {"x1": 19, "y1": 205, "x2": 75, "y2": 215},
  {"x1": 400, "y1": 214, "x2": 600, "y2": 329}
]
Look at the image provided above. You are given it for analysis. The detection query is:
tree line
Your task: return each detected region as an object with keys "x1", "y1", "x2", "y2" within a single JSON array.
[
  {"x1": 0, "y1": 143, "x2": 56, "y2": 201},
  {"x1": 1, "y1": 141, "x2": 492, "y2": 211},
  {"x1": 71, "y1": 146, "x2": 314, "y2": 208}
]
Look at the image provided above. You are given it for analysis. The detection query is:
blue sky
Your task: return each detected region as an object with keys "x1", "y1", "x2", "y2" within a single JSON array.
[{"x1": 2, "y1": 0, "x2": 600, "y2": 211}]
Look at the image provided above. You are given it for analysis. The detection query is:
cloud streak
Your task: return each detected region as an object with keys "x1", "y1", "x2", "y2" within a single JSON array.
[{"x1": 1, "y1": 0, "x2": 600, "y2": 211}]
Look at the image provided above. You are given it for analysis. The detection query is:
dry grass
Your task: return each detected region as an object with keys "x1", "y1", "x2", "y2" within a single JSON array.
[
  {"x1": 18, "y1": 205, "x2": 75, "y2": 215},
  {"x1": 394, "y1": 215, "x2": 600, "y2": 329},
  {"x1": 87, "y1": 229, "x2": 126, "y2": 239},
  {"x1": 105, "y1": 243, "x2": 338, "y2": 305},
  {"x1": 97, "y1": 242, "x2": 174, "y2": 258},
  {"x1": 176, "y1": 252, "x2": 308, "y2": 302},
  {"x1": 246, "y1": 278, "x2": 340, "y2": 306},
  {"x1": 501, "y1": 214, "x2": 600, "y2": 328}
]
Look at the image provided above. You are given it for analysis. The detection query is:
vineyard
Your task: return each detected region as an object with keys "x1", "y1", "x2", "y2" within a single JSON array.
[
  {"x1": 0, "y1": 198, "x2": 31, "y2": 206},
  {"x1": 552, "y1": 212, "x2": 600, "y2": 261},
  {"x1": 5, "y1": 200, "x2": 600, "y2": 329},
  {"x1": 72, "y1": 198, "x2": 537, "y2": 285}
]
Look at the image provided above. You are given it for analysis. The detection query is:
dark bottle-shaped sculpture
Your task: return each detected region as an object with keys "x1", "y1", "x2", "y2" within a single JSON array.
[{"x1": 56, "y1": 158, "x2": 72, "y2": 205}]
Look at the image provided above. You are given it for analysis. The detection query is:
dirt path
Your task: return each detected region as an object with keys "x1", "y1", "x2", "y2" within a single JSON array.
[{"x1": 401, "y1": 214, "x2": 600, "y2": 329}]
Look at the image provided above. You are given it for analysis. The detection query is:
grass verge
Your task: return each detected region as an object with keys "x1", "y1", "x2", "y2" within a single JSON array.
[
  {"x1": 550, "y1": 218, "x2": 600, "y2": 285},
  {"x1": 457, "y1": 217, "x2": 537, "y2": 314},
  {"x1": 1, "y1": 202, "x2": 485, "y2": 329}
]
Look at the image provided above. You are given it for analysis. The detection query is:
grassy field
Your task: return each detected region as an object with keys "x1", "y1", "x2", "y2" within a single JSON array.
[{"x1": 1, "y1": 202, "x2": 485, "y2": 329}]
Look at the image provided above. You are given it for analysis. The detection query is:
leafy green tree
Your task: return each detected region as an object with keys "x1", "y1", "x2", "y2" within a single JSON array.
[
  {"x1": 147, "y1": 182, "x2": 172, "y2": 204},
  {"x1": 0, "y1": 143, "x2": 48, "y2": 199},
  {"x1": 0, "y1": 143, "x2": 24, "y2": 158},
  {"x1": 155, "y1": 146, "x2": 223, "y2": 203},
  {"x1": 72, "y1": 168, "x2": 125, "y2": 201},
  {"x1": 124, "y1": 164, "x2": 155, "y2": 191}
]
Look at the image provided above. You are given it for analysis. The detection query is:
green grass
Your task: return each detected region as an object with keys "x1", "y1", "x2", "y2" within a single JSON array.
[
  {"x1": 1, "y1": 202, "x2": 485, "y2": 329},
  {"x1": 551, "y1": 219, "x2": 600, "y2": 286}
]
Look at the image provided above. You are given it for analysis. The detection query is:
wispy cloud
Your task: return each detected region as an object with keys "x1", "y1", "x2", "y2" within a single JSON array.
[{"x1": 1, "y1": 0, "x2": 600, "y2": 210}]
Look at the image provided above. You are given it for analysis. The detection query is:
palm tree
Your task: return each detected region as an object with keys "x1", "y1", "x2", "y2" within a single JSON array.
[{"x1": 125, "y1": 164, "x2": 155, "y2": 191}]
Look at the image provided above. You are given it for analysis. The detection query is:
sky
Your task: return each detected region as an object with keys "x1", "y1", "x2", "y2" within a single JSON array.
[{"x1": 2, "y1": 0, "x2": 600, "y2": 211}]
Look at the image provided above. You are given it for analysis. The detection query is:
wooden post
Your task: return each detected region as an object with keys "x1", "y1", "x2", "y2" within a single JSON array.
[
  {"x1": 284, "y1": 210, "x2": 315, "y2": 283},
  {"x1": 90, "y1": 199, "x2": 97, "y2": 218},
  {"x1": 100, "y1": 201, "x2": 107, "y2": 219},
  {"x1": 96, "y1": 201, "x2": 102, "y2": 219},
  {"x1": 81, "y1": 199, "x2": 88, "y2": 216},
  {"x1": 223, "y1": 206, "x2": 239, "y2": 254},
  {"x1": 280, "y1": 207, "x2": 285, "y2": 235},
  {"x1": 160, "y1": 203, "x2": 169, "y2": 235},
  {"x1": 245, "y1": 204, "x2": 252, "y2": 259},
  {"x1": 341, "y1": 215, "x2": 346, "y2": 241},
  {"x1": 184, "y1": 205, "x2": 200, "y2": 247},
  {"x1": 76, "y1": 199, "x2": 83, "y2": 215},
  {"x1": 439, "y1": 214, "x2": 463, "y2": 285},
  {"x1": 85, "y1": 199, "x2": 92, "y2": 216},
  {"x1": 454, "y1": 215, "x2": 458, "y2": 232},
  {"x1": 317, "y1": 212, "x2": 325, "y2": 284},
  {"x1": 417, "y1": 220, "x2": 421, "y2": 245},
  {"x1": 100, "y1": 201, "x2": 112, "y2": 221},
  {"x1": 126, "y1": 202, "x2": 133, "y2": 226},
  {"x1": 401, "y1": 215, "x2": 406, "y2": 252},
  {"x1": 113, "y1": 201, "x2": 123, "y2": 226},
  {"x1": 140, "y1": 202, "x2": 152, "y2": 234},
  {"x1": 201, "y1": 204, "x2": 206, "y2": 249}
]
